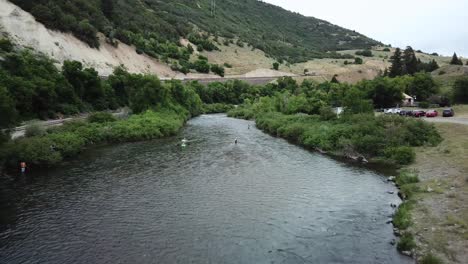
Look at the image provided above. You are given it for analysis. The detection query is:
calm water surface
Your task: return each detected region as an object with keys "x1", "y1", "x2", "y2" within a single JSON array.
[{"x1": 0, "y1": 115, "x2": 411, "y2": 264}]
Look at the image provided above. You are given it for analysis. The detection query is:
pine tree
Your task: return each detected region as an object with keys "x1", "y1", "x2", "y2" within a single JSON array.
[
  {"x1": 389, "y1": 48, "x2": 403, "y2": 77},
  {"x1": 429, "y1": 59, "x2": 439, "y2": 71},
  {"x1": 403, "y1": 46, "x2": 418, "y2": 75},
  {"x1": 331, "y1": 75, "x2": 339, "y2": 83},
  {"x1": 450, "y1": 52, "x2": 463, "y2": 65}
]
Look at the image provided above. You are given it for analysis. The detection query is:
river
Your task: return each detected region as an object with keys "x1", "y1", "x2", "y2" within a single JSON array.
[{"x1": 0, "y1": 115, "x2": 411, "y2": 264}]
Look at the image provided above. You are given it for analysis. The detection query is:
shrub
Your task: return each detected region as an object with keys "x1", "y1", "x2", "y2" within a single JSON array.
[
  {"x1": 396, "y1": 171, "x2": 420, "y2": 185},
  {"x1": 194, "y1": 59, "x2": 210, "y2": 73},
  {"x1": 383, "y1": 47, "x2": 391, "y2": 52},
  {"x1": 393, "y1": 202, "x2": 413, "y2": 230},
  {"x1": 319, "y1": 106, "x2": 337, "y2": 121},
  {"x1": 355, "y1": 49, "x2": 373, "y2": 57},
  {"x1": 273, "y1": 62, "x2": 279, "y2": 70},
  {"x1": 419, "y1": 101, "x2": 430, "y2": 109},
  {"x1": 0, "y1": 38, "x2": 14, "y2": 52},
  {"x1": 25, "y1": 123, "x2": 46, "y2": 138},
  {"x1": 223, "y1": 63, "x2": 233, "y2": 68},
  {"x1": 210, "y1": 64, "x2": 225, "y2": 77},
  {"x1": 88, "y1": 112, "x2": 117, "y2": 123},
  {"x1": 203, "y1": 103, "x2": 234, "y2": 114},
  {"x1": 354, "y1": 57, "x2": 363, "y2": 64},
  {"x1": 384, "y1": 146, "x2": 415, "y2": 165},
  {"x1": 420, "y1": 254, "x2": 444, "y2": 264},
  {"x1": 397, "y1": 233, "x2": 416, "y2": 252},
  {"x1": 453, "y1": 77, "x2": 468, "y2": 104}
]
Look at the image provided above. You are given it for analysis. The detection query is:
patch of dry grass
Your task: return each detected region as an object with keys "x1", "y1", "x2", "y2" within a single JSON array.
[{"x1": 408, "y1": 123, "x2": 468, "y2": 263}]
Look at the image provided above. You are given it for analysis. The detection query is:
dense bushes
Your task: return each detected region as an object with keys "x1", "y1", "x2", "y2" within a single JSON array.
[
  {"x1": 87, "y1": 112, "x2": 116, "y2": 123},
  {"x1": 228, "y1": 107, "x2": 440, "y2": 165},
  {"x1": 453, "y1": 77, "x2": 468, "y2": 104},
  {"x1": 2, "y1": 110, "x2": 186, "y2": 167},
  {"x1": 355, "y1": 49, "x2": 373, "y2": 57},
  {"x1": 0, "y1": 47, "x2": 203, "y2": 129},
  {"x1": 203, "y1": 103, "x2": 234, "y2": 114}
]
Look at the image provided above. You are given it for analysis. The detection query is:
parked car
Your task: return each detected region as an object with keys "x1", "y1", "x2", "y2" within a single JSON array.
[
  {"x1": 412, "y1": 110, "x2": 426, "y2": 117},
  {"x1": 426, "y1": 110, "x2": 438, "y2": 117},
  {"x1": 385, "y1": 108, "x2": 402, "y2": 115},
  {"x1": 442, "y1": 108, "x2": 455, "y2": 117},
  {"x1": 399, "y1": 110, "x2": 410, "y2": 116}
]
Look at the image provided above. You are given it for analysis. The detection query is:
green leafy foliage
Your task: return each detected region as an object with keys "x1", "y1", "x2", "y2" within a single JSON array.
[
  {"x1": 397, "y1": 233, "x2": 416, "y2": 252},
  {"x1": 2, "y1": 110, "x2": 186, "y2": 167},
  {"x1": 87, "y1": 112, "x2": 117, "y2": 123},
  {"x1": 393, "y1": 202, "x2": 413, "y2": 230},
  {"x1": 355, "y1": 49, "x2": 373, "y2": 57},
  {"x1": 420, "y1": 254, "x2": 444, "y2": 264},
  {"x1": 11, "y1": 0, "x2": 379, "y2": 63},
  {"x1": 453, "y1": 77, "x2": 468, "y2": 104}
]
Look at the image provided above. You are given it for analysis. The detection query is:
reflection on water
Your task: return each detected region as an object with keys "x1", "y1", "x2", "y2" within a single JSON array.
[{"x1": 0, "y1": 115, "x2": 410, "y2": 264}]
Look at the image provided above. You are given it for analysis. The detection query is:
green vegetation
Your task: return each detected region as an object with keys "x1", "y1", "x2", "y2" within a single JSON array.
[
  {"x1": 393, "y1": 201, "x2": 414, "y2": 230},
  {"x1": 11, "y1": 0, "x2": 379, "y2": 63},
  {"x1": 397, "y1": 233, "x2": 416, "y2": 252},
  {"x1": 388, "y1": 47, "x2": 439, "y2": 78},
  {"x1": 0, "y1": 43, "x2": 206, "y2": 169},
  {"x1": 420, "y1": 254, "x2": 444, "y2": 264},
  {"x1": 203, "y1": 103, "x2": 235, "y2": 114},
  {"x1": 453, "y1": 77, "x2": 468, "y2": 104},
  {"x1": 450, "y1": 53, "x2": 463, "y2": 65},
  {"x1": 273, "y1": 62, "x2": 279, "y2": 71},
  {"x1": 87, "y1": 112, "x2": 117, "y2": 123},
  {"x1": 2, "y1": 110, "x2": 187, "y2": 167},
  {"x1": 355, "y1": 49, "x2": 373, "y2": 57}
]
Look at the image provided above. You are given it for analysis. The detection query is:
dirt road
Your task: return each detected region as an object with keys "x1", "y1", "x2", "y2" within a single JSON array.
[{"x1": 423, "y1": 117, "x2": 468, "y2": 125}]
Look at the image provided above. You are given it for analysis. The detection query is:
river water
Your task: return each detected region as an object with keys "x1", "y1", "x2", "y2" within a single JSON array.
[{"x1": 0, "y1": 115, "x2": 411, "y2": 264}]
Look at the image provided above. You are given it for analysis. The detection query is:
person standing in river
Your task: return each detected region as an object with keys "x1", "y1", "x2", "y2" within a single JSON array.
[{"x1": 20, "y1": 162, "x2": 27, "y2": 174}]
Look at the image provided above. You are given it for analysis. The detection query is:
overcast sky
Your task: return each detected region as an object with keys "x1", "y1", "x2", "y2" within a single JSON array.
[{"x1": 262, "y1": 0, "x2": 468, "y2": 57}]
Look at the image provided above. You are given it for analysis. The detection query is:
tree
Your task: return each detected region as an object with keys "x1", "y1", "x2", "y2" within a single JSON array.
[
  {"x1": 403, "y1": 46, "x2": 418, "y2": 75},
  {"x1": 331, "y1": 75, "x2": 339, "y2": 83},
  {"x1": 389, "y1": 48, "x2": 403, "y2": 77},
  {"x1": 77, "y1": 20, "x2": 99, "y2": 48},
  {"x1": 450, "y1": 53, "x2": 463, "y2": 65},
  {"x1": 354, "y1": 57, "x2": 363, "y2": 65},
  {"x1": 360, "y1": 77, "x2": 404, "y2": 108},
  {"x1": 406, "y1": 73, "x2": 439, "y2": 101},
  {"x1": 0, "y1": 86, "x2": 18, "y2": 128},
  {"x1": 210, "y1": 64, "x2": 225, "y2": 77},
  {"x1": 273, "y1": 62, "x2": 279, "y2": 70},
  {"x1": 102, "y1": 0, "x2": 114, "y2": 19},
  {"x1": 194, "y1": 59, "x2": 210, "y2": 73},
  {"x1": 343, "y1": 87, "x2": 374, "y2": 114},
  {"x1": 453, "y1": 77, "x2": 468, "y2": 104}
]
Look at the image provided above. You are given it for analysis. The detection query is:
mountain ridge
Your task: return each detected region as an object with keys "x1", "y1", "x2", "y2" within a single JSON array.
[{"x1": 7, "y1": 0, "x2": 381, "y2": 64}]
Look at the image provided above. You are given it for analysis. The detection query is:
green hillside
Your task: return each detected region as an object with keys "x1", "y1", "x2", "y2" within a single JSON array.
[{"x1": 11, "y1": 0, "x2": 380, "y2": 64}]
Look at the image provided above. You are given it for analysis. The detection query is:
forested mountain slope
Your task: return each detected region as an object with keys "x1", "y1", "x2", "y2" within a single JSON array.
[{"x1": 9, "y1": 0, "x2": 380, "y2": 63}]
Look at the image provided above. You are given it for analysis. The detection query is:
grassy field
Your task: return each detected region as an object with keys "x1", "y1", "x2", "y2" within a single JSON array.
[
  {"x1": 408, "y1": 122, "x2": 468, "y2": 263},
  {"x1": 201, "y1": 42, "x2": 454, "y2": 83}
]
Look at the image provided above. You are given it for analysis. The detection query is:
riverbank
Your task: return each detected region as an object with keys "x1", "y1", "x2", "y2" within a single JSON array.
[
  {"x1": 228, "y1": 109, "x2": 441, "y2": 167},
  {"x1": 0, "y1": 110, "x2": 188, "y2": 170},
  {"x1": 404, "y1": 123, "x2": 468, "y2": 263}
]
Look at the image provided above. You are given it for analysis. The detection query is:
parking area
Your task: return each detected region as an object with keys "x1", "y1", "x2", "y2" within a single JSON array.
[{"x1": 380, "y1": 107, "x2": 468, "y2": 126}]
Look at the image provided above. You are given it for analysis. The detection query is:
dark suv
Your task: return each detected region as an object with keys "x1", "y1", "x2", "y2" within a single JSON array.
[{"x1": 442, "y1": 108, "x2": 455, "y2": 117}]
